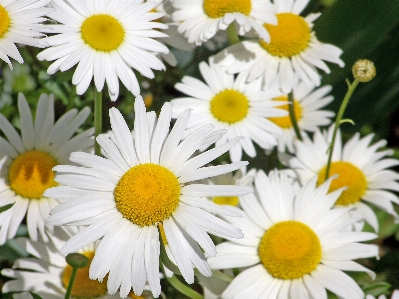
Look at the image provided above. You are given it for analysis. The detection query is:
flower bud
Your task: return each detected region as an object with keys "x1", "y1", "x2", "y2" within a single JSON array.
[
  {"x1": 352, "y1": 59, "x2": 376, "y2": 82},
  {"x1": 65, "y1": 253, "x2": 90, "y2": 268}
]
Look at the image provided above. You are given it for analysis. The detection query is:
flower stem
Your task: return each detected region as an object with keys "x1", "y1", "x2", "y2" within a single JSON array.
[
  {"x1": 288, "y1": 91, "x2": 302, "y2": 141},
  {"x1": 94, "y1": 89, "x2": 103, "y2": 156},
  {"x1": 227, "y1": 22, "x2": 240, "y2": 45},
  {"x1": 166, "y1": 274, "x2": 204, "y2": 299},
  {"x1": 64, "y1": 267, "x2": 77, "y2": 299},
  {"x1": 325, "y1": 79, "x2": 359, "y2": 180}
]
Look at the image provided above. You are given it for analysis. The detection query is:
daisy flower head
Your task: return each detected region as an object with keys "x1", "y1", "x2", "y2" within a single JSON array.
[
  {"x1": 268, "y1": 80, "x2": 335, "y2": 153},
  {"x1": 37, "y1": 0, "x2": 169, "y2": 101},
  {"x1": 366, "y1": 290, "x2": 399, "y2": 299},
  {"x1": 0, "y1": 93, "x2": 93, "y2": 245},
  {"x1": 44, "y1": 96, "x2": 253, "y2": 298},
  {"x1": 0, "y1": 0, "x2": 52, "y2": 69},
  {"x1": 289, "y1": 126, "x2": 399, "y2": 232},
  {"x1": 172, "y1": 0, "x2": 277, "y2": 46},
  {"x1": 1, "y1": 227, "x2": 146, "y2": 299},
  {"x1": 171, "y1": 57, "x2": 286, "y2": 162},
  {"x1": 217, "y1": 0, "x2": 345, "y2": 93},
  {"x1": 208, "y1": 170, "x2": 379, "y2": 299}
]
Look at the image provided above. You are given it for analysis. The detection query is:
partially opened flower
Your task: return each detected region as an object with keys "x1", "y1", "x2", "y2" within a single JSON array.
[
  {"x1": 289, "y1": 126, "x2": 399, "y2": 231},
  {"x1": 172, "y1": 0, "x2": 276, "y2": 45},
  {"x1": 37, "y1": 0, "x2": 169, "y2": 101},
  {"x1": 217, "y1": 0, "x2": 344, "y2": 93},
  {"x1": 171, "y1": 57, "x2": 285, "y2": 162},
  {"x1": 268, "y1": 80, "x2": 335, "y2": 153},
  {"x1": 208, "y1": 170, "x2": 378, "y2": 299},
  {"x1": 1, "y1": 227, "x2": 150, "y2": 299},
  {"x1": 0, "y1": 0, "x2": 51, "y2": 69},
  {"x1": 0, "y1": 93, "x2": 93, "y2": 245},
  {"x1": 44, "y1": 96, "x2": 252, "y2": 298}
]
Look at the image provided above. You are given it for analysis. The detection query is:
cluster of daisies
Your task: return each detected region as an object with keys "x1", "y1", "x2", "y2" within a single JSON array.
[{"x1": 0, "y1": 0, "x2": 398, "y2": 299}]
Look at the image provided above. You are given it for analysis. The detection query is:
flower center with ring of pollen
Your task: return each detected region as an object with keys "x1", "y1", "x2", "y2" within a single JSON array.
[
  {"x1": 0, "y1": 5, "x2": 10, "y2": 38},
  {"x1": 258, "y1": 220, "x2": 322, "y2": 280},
  {"x1": 62, "y1": 251, "x2": 107, "y2": 298},
  {"x1": 269, "y1": 95, "x2": 302, "y2": 129},
  {"x1": 260, "y1": 13, "x2": 311, "y2": 58},
  {"x1": 203, "y1": 0, "x2": 252, "y2": 18},
  {"x1": 81, "y1": 14, "x2": 125, "y2": 52},
  {"x1": 114, "y1": 163, "x2": 181, "y2": 227},
  {"x1": 9, "y1": 150, "x2": 58, "y2": 199},
  {"x1": 210, "y1": 89, "x2": 249, "y2": 124},
  {"x1": 317, "y1": 161, "x2": 367, "y2": 206}
]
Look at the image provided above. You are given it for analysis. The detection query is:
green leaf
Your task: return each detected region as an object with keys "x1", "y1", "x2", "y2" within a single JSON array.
[
  {"x1": 363, "y1": 282, "x2": 391, "y2": 297},
  {"x1": 339, "y1": 118, "x2": 355, "y2": 125},
  {"x1": 166, "y1": 275, "x2": 204, "y2": 299},
  {"x1": 0, "y1": 202, "x2": 15, "y2": 214},
  {"x1": 30, "y1": 292, "x2": 44, "y2": 299}
]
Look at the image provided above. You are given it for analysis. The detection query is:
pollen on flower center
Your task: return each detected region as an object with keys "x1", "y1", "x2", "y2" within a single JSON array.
[
  {"x1": 260, "y1": 13, "x2": 311, "y2": 58},
  {"x1": 81, "y1": 14, "x2": 125, "y2": 52},
  {"x1": 210, "y1": 89, "x2": 249, "y2": 124},
  {"x1": 62, "y1": 251, "x2": 107, "y2": 298},
  {"x1": 0, "y1": 5, "x2": 11, "y2": 38},
  {"x1": 203, "y1": 0, "x2": 252, "y2": 18},
  {"x1": 258, "y1": 221, "x2": 322, "y2": 280},
  {"x1": 317, "y1": 161, "x2": 367, "y2": 206},
  {"x1": 213, "y1": 196, "x2": 239, "y2": 206},
  {"x1": 9, "y1": 150, "x2": 58, "y2": 199},
  {"x1": 269, "y1": 95, "x2": 302, "y2": 129},
  {"x1": 114, "y1": 163, "x2": 181, "y2": 227}
]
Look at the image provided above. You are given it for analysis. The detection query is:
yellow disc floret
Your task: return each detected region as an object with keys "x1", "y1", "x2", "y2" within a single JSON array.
[
  {"x1": 260, "y1": 13, "x2": 311, "y2": 58},
  {"x1": 213, "y1": 196, "x2": 239, "y2": 206},
  {"x1": 317, "y1": 161, "x2": 367, "y2": 206},
  {"x1": 62, "y1": 251, "x2": 107, "y2": 298},
  {"x1": 81, "y1": 14, "x2": 125, "y2": 52},
  {"x1": 269, "y1": 95, "x2": 302, "y2": 129},
  {"x1": 210, "y1": 89, "x2": 249, "y2": 124},
  {"x1": 9, "y1": 151, "x2": 58, "y2": 199},
  {"x1": 203, "y1": 0, "x2": 252, "y2": 18},
  {"x1": 258, "y1": 221, "x2": 322, "y2": 280},
  {"x1": 0, "y1": 5, "x2": 10, "y2": 38},
  {"x1": 114, "y1": 163, "x2": 181, "y2": 227}
]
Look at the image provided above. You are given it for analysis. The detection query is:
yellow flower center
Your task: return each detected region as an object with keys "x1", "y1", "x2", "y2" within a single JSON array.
[
  {"x1": 210, "y1": 89, "x2": 249, "y2": 124},
  {"x1": 213, "y1": 196, "x2": 239, "y2": 206},
  {"x1": 128, "y1": 292, "x2": 145, "y2": 299},
  {"x1": 317, "y1": 161, "x2": 367, "y2": 206},
  {"x1": 258, "y1": 221, "x2": 322, "y2": 280},
  {"x1": 260, "y1": 13, "x2": 311, "y2": 57},
  {"x1": 62, "y1": 251, "x2": 107, "y2": 298},
  {"x1": 0, "y1": 5, "x2": 10, "y2": 38},
  {"x1": 8, "y1": 151, "x2": 58, "y2": 199},
  {"x1": 203, "y1": 0, "x2": 252, "y2": 18},
  {"x1": 81, "y1": 14, "x2": 125, "y2": 52},
  {"x1": 114, "y1": 163, "x2": 181, "y2": 227},
  {"x1": 268, "y1": 96, "x2": 302, "y2": 129}
]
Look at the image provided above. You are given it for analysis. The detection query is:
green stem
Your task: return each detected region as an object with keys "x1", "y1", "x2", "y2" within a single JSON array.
[
  {"x1": 166, "y1": 274, "x2": 204, "y2": 299},
  {"x1": 227, "y1": 23, "x2": 240, "y2": 45},
  {"x1": 94, "y1": 89, "x2": 103, "y2": 156},
  {"x1": 64, "y1": 267, "x2": 78, "y2": 299},
  {"x1": 288, "y1": 91, "x2": 302, "y2": 141},
  {"x1": 325, "y1": 79, "x2": 360, "y2": 180}
]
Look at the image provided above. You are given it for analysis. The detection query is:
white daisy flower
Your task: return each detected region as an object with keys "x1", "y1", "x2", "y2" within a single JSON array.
[
  {"x1": 0, "y1": 0, "x2": 51, "y2": 69},
  {"x1": 208, "y1": 170, "x2": 379, "y2": 299},
  {"x1": 217, "y1": 0, "x2": 345, "y2": 93},
  {"x1": 44, "y1": 96, "x2": 252, "y2": 298},
  {"x1": 172, "y1": 0, "x2": 276, "y2": 45},
  {"x1": 0, "y1": 93, "x2": 93, "y2": 245},
  {"x1": 37, "y1": 0, "x2": 169, "y2": 101},
  {"x1": 171, "y1": 57, "x2": 286, "y2": 162},
  {"x1": 268, "y1": 80, "x2": 335, "y2": 153},
  {"x1": 289, "y1": 126, "x2": 399, "y2": 232},
  {"x1": 148, "y1": 0, "x2": 195, "y2": 67},
  {"x1": 1, "y1": 227, "x2": 151, "y2": 299}
]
